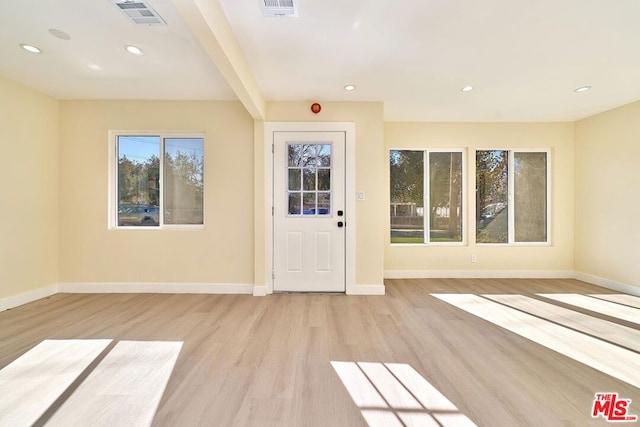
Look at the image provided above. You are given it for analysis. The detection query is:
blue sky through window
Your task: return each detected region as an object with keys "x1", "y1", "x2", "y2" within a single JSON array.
[
  {"x1": 118, "y1": 136, "x2": 204, "y2": 163},
  {"x1": 118, "y1": 136, "x2": 159, "y2": 163},
  {"x1": 165, "y1": 138, "x2": 204, "y2": 159}
]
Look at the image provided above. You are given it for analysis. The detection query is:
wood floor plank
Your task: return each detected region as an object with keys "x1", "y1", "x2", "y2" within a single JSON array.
[{"x1": 0, "y1": 279, "x2": 638, "y2": 427}]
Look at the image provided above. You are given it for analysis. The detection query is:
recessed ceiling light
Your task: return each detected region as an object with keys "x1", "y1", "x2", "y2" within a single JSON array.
[
  {"x1": 20, "y1": 44, "x2": 42, "y2": 54},
  {"x1": 48, "y1": 28, "x2": 71, "y2": 41},
  {"x1": 125, "y1": 45, "x2": 143, "y2": 56},
  {"x1": 575, "y1": 85, "x2": 591, "y2": 93},
  {"x1": 461, "y1": 86, "x2": 473, "y2": 92},
  {"x1": 344, "y1": 85, "x2": 356, "y2": 91}
]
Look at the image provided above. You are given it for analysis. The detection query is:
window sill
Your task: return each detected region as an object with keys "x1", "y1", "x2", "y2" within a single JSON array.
[
  {"x1": 390, "y1": 242, "x2": 467, "y2": 247},
  {"x1": 111, "y1": 225, "x2": 205, "y2": 231}
]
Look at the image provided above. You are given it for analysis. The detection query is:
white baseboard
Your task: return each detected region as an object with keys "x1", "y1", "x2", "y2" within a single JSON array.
[
  {"x1": 573, "y1": 272, "x2": 640, "y2": 297},
  {"x1": 58, "y1": 282, "x2": 254, "y2": 294},
  {"x1": 384, "y1": 269, "x2": 640, "y2": 297},
  {"x1": 252, "y1": 286, "x2": 267, "y2": 296},
  {"x1": 3, "y1": 272, "x2": 636, "y2": 312},
  {"x1": 0, "y1": 284, "x2": 59, "y2": 312},
  {"x1": 384, "y1": 270, "x2": 574, "y2": 279},
  {"x1": 347, "y1": 284, "x2": 386, "y2": 295}
]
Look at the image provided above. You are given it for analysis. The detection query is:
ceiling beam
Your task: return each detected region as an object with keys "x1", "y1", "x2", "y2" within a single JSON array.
[{"x1": 171, "y1": 0, "x2": 266, "y2": 120}]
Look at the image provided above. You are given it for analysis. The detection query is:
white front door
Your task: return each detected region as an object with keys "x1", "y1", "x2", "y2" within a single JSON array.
[{"x1": 273, "y1": 131, "x2": 346, "y2": 292}]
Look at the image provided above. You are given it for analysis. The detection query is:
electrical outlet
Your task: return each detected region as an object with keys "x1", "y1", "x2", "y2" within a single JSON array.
[{"x1": 471, "y1": 254, "x2": 477, "y2": 263}]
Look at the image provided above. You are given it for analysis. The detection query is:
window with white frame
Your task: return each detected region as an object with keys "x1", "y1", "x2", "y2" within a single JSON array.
[
  {"x1": 112, "y1": 133, "x2": 204, "y2": 228},
  {"x1": 475, "y1": 150, "x2": 549, "y2": 244},
  {"x1": 390, "y1": 149, "x2": 465, "y2": 244}
]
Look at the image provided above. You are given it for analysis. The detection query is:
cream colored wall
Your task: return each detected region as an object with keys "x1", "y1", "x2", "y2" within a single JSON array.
[
  {"x1": 385, "y1": 122, "x2": 575, "y2": 274},
  {"x1": 575, "y1": 101, "x2": 640, "y2": 289},
  {"x1": 0, "y1": 76, "x2": 59, "y2": 299},
  {"x1": 58, "y1": 100, "x2": 254, "y2": 285},
  {"x1": 253, "y1": 119, "x2": 266, "y2": 286},
  {"x1": 265, "y1": 102, "x2": 385, "y2": 286},
  {"x1": 3, "y1": 73, "x2": 632, "y2": 298}
]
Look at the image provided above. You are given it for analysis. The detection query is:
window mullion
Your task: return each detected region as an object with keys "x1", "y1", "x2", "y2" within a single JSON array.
[
  {"x1": 546, "y1": 150, "x2": 551, "y2": 244},
  {"x1": 113, "y1": 135, "x2": 120, "y2": 228},
  {"x1": 508, "y1": 150, "x2": 515, "y2": 244},
  {"x1": 159, "y1": 136, "x2": 165, "y2": 227},
  {"x1": 460, "y1": 149, "x2": 466, "y2": 245},
  {"x1": 424, "y1": 150, "x2": 429, "y2": 244}
]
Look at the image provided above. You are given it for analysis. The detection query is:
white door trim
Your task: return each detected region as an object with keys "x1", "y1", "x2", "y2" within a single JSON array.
[{"x1": 264, "y1": 122, "x2": 356, "y2": 294}]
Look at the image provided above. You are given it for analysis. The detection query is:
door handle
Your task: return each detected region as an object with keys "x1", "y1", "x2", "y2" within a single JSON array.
[{"x1": 337, "y1": 221, "x2": 344, "y2": 228}]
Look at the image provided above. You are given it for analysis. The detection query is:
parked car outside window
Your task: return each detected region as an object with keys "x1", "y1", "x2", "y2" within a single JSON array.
[{"x1": 118, "y1": 205, "x2": 159, "y2": 226}]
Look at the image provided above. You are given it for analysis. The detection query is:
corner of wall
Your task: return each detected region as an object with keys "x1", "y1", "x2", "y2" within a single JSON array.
[{"x1": 0, "y1": 76, "x2": 60, "y2": 301}]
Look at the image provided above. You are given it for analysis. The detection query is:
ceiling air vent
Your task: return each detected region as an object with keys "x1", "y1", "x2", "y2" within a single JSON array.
[
  {"x1": 261, "y1": 0, "x2": 298, "y2": 17},
  {"x1": 110, "y1": 0, "x2": 167, "y2": 25}
]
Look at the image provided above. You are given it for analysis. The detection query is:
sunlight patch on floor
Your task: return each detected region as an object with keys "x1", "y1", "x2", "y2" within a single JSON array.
[
  {"x1": 433, "y1": 294, "x2": 640, "y2": 389},
  {"x1": 359, "y1": 362, "x2": 422, "y2": 410},
  {"x1": 537, "y1": 293, "x2": 640, "y2": 325},
  {"x1": 0, "y1": 339, "x2": 182, "y2": 427},
  {"x1": 588, "y1": 294, "x2": 640, "y2": 309},
  {"x1": 484, "y1": 294, "x2": 640, "y2": 352},
  {"x1": 47, "y1": 340, "x2": 183, "y2": 427},
  {"x1": 0, "y1": 339, "x2": 112, "y2": 427},
  {"x1": 331, "y1": 361, "x2": 477, "y2": 427}
]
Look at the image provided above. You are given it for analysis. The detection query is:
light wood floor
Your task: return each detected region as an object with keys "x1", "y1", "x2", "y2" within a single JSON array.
[{"x1": 1, "y1": 278, "x2": 639, "y2": 426}]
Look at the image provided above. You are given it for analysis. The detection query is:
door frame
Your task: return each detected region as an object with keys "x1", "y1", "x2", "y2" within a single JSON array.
[{"x1": 264, "y1": 122, "x2": 356, "y2": 294}]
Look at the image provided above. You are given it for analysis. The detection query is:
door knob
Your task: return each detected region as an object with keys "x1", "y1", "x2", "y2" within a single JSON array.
[{"x1": 337, "y1": 221, "x2": 344, "y2": 227}]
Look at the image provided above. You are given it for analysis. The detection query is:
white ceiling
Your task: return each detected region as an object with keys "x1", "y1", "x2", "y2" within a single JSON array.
[
  {"x1": 0, "y1": 0, "x2": 236, "y2": 100},
  {"x1": 2, "y1": 0, "x2": 640, "y2": 121}
]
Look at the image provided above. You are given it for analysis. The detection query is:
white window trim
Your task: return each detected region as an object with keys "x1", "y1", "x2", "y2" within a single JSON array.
[
  {"x1": 475, "y1": 148, "x2": 551, "y2": 246},
  {"x1": 390, "y1": 148, "x2": 467, "y2": 246},
  {"x1": 108, "y1": 130, "x2": 206, "y2": 230}
]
